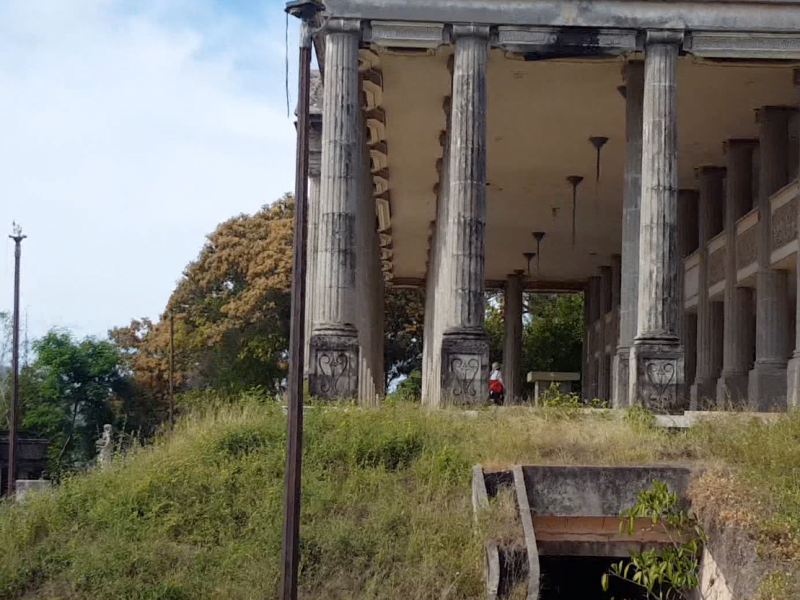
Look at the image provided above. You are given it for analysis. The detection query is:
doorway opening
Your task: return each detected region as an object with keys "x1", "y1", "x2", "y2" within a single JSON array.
[{"x1": 538, "y1": 556, "x2": 648, "y2": 599}]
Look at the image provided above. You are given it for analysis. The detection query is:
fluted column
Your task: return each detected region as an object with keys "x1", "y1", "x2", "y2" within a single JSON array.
[
  {"x1": 691, "y1": 167, "x2": 725, "y2": 406},
  {"x1": 630, "y1": 31, "x2": 684, "y2": 411},
  {"x1": 678, "y1": 189, "x2": 699, "y2": 406},
  {"x1": 304, "y1": 96, "x2": 323, "y2": 378},
  {"x1": 748, "y1": 106, "x2": 794, "y2": 410},
  {"x1": 612, "y1": 61, "x2": 644, "y2": 408},
  {"x1": 309, "y1": 19, "x2": 361, "y2": 398},
  {"x1": 502, "y1": 273, "x2": 524, "y2": 404},
  {"x1": 586, "y1": 276, "x2": 601, "y2": 400},
  {"x1": 718, "y1": 139, "x2": 757, "y2": 407},
  {"x1": 788, "y1": 71, "x2": 800, "y2": 408},
  {"x1": 598, "y1": 266, "x2": 613, "y2": 401},
  {"x1": 439, "y1": 25, "x2": 490, "y2": 404}
]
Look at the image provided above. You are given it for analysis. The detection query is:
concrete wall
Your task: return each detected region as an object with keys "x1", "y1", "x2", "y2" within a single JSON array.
[{"x1": 521, "y1": 465, "x2": 692, "y2": 517}]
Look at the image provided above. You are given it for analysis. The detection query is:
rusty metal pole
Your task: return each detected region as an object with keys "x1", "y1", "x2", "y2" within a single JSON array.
[
  {"x1": 8, "y1": 225, "x2": 25, "y2": 498},
  {"x1": 280, "y1": 2, "x2": 321, "y2": 599}
]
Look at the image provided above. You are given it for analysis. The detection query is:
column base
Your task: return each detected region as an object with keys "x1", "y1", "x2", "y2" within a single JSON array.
[
  {"x1": 690, "y1": 379, "x2": 718, "y2": 411},
  {"x1": 441, "y1": 327, "x2": 489, "y2": 406},
  {"x1": 716, "y1": 372, "x2": 749, "y2": 409},
  {"x1": 629, "y1": 339, "x2": 685, "y2": 413},
  {"x1": 788, "y1": 356, "x2": 800, "y2": 409},
  {"x1": 611, "y1": 349, "x2": 630, "y2": 409},
  {"x1": 747, "y1": 363, "x2": 787, "y2": 412},
  {"x1": 309, "y1": 324, "x2": 359, "y2": 399}
]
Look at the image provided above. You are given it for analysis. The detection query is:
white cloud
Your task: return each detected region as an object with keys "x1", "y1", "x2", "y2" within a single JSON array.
[{"x1": 0, "y1": 0, "x2": 298, "y2": 340}]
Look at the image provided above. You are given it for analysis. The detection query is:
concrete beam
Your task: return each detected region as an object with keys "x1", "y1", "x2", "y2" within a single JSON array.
[{"x1": 325, "y1": 0, "x2": 800, "y2": 34}]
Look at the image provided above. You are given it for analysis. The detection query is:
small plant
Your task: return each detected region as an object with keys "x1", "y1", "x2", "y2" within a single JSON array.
[
  {"x1": 601, "y1": 480, "x2": 706, "y2": 600},
  {"x1": 540, "y1": 383, "x2": 608, "y2": 409}
]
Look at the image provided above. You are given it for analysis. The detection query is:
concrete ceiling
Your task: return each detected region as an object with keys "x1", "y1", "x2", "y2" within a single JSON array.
[{"x1": 379, "y1": 48, "x2": 797, "y2": 283}]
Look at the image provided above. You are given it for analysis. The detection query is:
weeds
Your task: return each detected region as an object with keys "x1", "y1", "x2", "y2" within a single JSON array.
[{"x1": 0, "y1": 399, "x2": 797, "y2": 598}]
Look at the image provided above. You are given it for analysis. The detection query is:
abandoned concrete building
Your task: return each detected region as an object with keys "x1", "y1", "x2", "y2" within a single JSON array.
[{"x1": 302, "y1": 0, "x2": 800, "y2": 412}]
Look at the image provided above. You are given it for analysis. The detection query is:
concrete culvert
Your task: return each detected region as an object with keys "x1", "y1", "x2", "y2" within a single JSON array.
[{"x1": 474, "y1": 465, "x2": 735, "y2": 599}]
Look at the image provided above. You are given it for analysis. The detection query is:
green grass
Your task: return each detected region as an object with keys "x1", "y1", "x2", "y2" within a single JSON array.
[{"x1": 0, "y1": 397, "x2": 798, "y2": 599}]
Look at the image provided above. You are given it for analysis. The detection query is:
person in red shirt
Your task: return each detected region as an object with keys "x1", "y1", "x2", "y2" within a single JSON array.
[{"x1": 489, "y1": 362, "x2": 504, "y2": 405}]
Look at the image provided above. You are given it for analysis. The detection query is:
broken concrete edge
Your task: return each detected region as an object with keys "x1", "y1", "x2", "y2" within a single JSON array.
[
  {"x1": 512, "y1": 466, "x2": 540, "y2": 600},
  {"x1": 15, "y1": 479, "x2": 53, "y2": 502},
  {"x1": 484, "y1": 542, "x2": 501, "y2": 600},
  {"x1": 690, "y1": 476, "x2": 780, "y2": 600},
  {"x1": 472, "y1": 464, "x2": 490, "y2": 514}
]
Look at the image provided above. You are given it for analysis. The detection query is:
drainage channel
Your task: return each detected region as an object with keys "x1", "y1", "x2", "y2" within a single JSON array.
[{"x1": 473, "y1": 465, "x2": 732, "y2": 600}]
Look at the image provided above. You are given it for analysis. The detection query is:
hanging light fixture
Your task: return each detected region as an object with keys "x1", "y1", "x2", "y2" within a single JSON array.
[
  {"x1": 588, "y1": 136, "x2": 609, "y2": 209},
  {"x1": 523, "y1": 252, "x2": 536, "y2": 278},
  {"x1": 566, "y1": 176, "x2": 583, "y2": 248}
]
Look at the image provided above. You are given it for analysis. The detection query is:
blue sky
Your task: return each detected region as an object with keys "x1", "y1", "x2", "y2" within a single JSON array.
[{"x1": 0, "y1": 0, "x2": 300, "y2": 341}]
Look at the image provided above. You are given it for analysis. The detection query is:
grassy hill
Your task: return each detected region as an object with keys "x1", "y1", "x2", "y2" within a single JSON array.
[{"x1": 0, "y1": 397, "x2": 798, "y2": 599}]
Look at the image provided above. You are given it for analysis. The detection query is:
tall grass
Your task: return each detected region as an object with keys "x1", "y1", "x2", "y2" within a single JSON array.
[{"x1": 0, "y1": 398, "x2": 797, "y2": 599}]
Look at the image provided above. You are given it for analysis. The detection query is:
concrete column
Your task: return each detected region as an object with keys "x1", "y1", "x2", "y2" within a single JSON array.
[
  {"x1": 788, "y1": 71, "x2": 800, "y2": 408},
  {"x1": 630, "y1": 32, "x2": 684, "y2": 411},
  {"x1": 355, "y1": 107, "x2": 385, "y2": 406},
  {"x1": 598, "y1": 266, "x2": 613, "y2": 401},
  {"x1": 303, "y1": 101, "x2": 323, "y2": 378},
  {"x1": 678, "y1": 189, "x2": 699, "y2": 406},
  {"x1": 611, "y1": 254, "x2": 622, "y2": 310},
  {"x1": 612, "y1": 61, "x2": 644, "y2": 408},
  {"x1": 582, "y1": 284, "x2": 591, "y2": 400},
  {"x1": 502, "y1": 273, "x2": 524, "y2": 403},
  {"x1": 717, "y1": 140, "x2": 757, "y2": 407},
  {"x1": 422, "y1": 102, "x2": 453, "y2": 407},
  {"x1": 439, "y1": 25, "x2": 490, "y2": 404},
  {"x1": 309, "y1": 20, "x2": 361, "y2": 398},
  {"x1": 587, "y1": 276, "x2": 601, "y2": 400},
  {"x1": 748, "y1": 106, "x2": 794, "y2": 410},
  {"x1": 691, "y1": 167, "x2": 726, "y2": 406}
]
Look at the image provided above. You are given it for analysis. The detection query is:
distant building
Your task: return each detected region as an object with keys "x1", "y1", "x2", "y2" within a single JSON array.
[{"x1": 0, "y1": 433, "x2": 49, "y2": 494}]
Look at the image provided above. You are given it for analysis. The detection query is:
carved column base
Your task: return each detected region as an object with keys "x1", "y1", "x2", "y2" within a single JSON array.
[
  {"x1": 690, "y1": 378, "x2": 718, "y2": 410},
  {"x1": 441, "y1": 327, "x2": 489, "y2": 406},
  {"x1": 787, "y1": 356, "x2": 800, "y2": 409},
  {"x1": 629, "y1": 340, "x2": 685, "y2": 413},
  {"x1": 309, "y1": 324, "x2": 359, "y2": 398},
  {"x1": 611, "y1": 348, "x2": 631, "y2": 408},
  {"x1": 716, "y1": 372, "x2": 750, "y2": 409},
  {"x1": 747, "y1": 363, "x2": 787, "y2": 411}
]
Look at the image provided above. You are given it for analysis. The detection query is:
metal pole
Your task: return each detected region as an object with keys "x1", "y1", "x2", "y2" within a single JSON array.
[
  {"x1": 280, "y1": 2, "x2": 320, "y2": 598},
  {"x1": 8, "y1": 226, "x2": 25, "y2": 498},
  {"x1": 168, "y1": 311, "x2": 175, "y2": 427}
]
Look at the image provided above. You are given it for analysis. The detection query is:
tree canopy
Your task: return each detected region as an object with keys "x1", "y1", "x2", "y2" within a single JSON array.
[{"x1": 21, "y1": 331, "x2": 124, "y2": 472}]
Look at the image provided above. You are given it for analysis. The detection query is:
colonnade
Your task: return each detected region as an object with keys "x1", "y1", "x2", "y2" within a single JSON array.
[{"x1": 305, "y1": 17, "x2": 800, "y2": 411}]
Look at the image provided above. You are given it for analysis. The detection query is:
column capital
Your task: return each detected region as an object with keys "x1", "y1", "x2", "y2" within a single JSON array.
[
  {"x1": 324, "y1": 17, "x2": 362, "y2": 35},
  {"x1": 723, "y1": 137, "x2": 758, "y2": 153},
  {"x1": 645, "y1": 30, "x2": 684, "y2": 46},
  {"x1": 622, "y1": 60, "x2": 644, "y2": 81},
  {"x1": 452, "y1": 24, "x2": 491, "y2": 40},
  {"x1": 694, "y1": 165, "x2": 726, "y2": 178},
  {"x1": 754, "y1": 105, "x2": 797, "y2": 123}
]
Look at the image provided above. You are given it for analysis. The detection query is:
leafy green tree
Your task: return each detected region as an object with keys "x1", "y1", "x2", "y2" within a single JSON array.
[
  {"x1": 384, "y1": 288, "x2": 424, "y2": 387},
  {"x1": 21, "y1": 331, "x2": 125, "y2": 473},
  {"x1": 522, "y1": 293, "x2": 584, "y2": 374},
  {"x1": 485, "y1": 292, "x2": 584, "y2": 383}
]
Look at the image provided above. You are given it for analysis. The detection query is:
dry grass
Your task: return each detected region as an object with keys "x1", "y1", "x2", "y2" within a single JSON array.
[{"x1": 0, "y1": 398, "x2": 797, "y2": 599}]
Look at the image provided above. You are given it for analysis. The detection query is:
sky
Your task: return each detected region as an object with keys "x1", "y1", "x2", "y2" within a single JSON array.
[{"x1": 0, "y1": 0, "x2": 300, "y2": 341}]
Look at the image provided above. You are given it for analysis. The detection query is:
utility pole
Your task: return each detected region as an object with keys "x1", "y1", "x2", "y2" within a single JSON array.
[
  {"x1": 280, "y1": 2, "x2": 321, "y2": 599},
  {"x1": 168, "y1": 310, "x2": 175, "y2": 427},
  {"x1": 8, "y1": 224, "x2": 26, "y2": 498}
]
